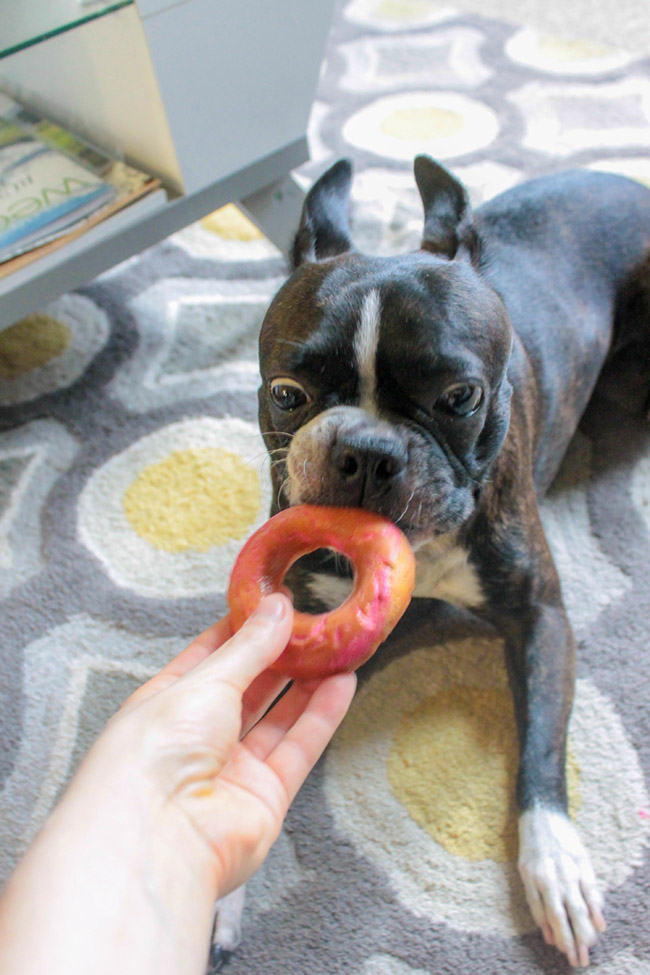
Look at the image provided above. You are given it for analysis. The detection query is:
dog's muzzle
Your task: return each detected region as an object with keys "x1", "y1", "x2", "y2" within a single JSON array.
[{"x1": 331, "y1": 428, "x2": 408, "y2": 504}]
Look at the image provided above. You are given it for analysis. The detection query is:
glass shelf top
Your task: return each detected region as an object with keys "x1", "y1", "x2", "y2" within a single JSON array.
[{"x1": 1, "y1": 0, "x2": 134, "y2": 59}]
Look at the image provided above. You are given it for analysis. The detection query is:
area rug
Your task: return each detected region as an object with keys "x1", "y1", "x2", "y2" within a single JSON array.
[{"x1": 2, "y1": 1, "x2": 650, "y2": 972}]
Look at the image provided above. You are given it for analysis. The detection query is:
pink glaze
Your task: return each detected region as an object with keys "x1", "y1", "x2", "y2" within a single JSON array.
[{"x1": 227, "y1": 505, "x2": 416, "y2": 679}]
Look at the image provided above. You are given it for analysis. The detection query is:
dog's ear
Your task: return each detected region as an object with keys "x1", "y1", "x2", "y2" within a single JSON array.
[
  {"x1": 414, "y1": 155, "x2": 479, "y2": 261},
  {"x1": 291, "y1": 159, "x2": 354, "y2": 269}
]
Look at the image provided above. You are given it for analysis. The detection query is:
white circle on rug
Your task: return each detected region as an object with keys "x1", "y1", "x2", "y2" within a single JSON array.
[
  {"x1": 342, "y1": 91, "x2": 499, "y2": 161},
  {"x1": 0, "y1": 293, "x2": 110, "y2": 406},
  {"x1": 505, "y1": 28, "x2": 633, "y2": 75},
  {"x1": 586, "y1": 157, "x2": 650, "y2": 188},
  {"x1": 324, "y1": 637, "x2": 649, "y2": 937},
  {"x1": 344, "y1": 0, "x2": 458, "y2": 32},
  {"x1": 77, "y1": 416, "x2": 272, "y2": 598},
  {"x1": 172, "y1": 205, "x2": 280, "y2": 262}
]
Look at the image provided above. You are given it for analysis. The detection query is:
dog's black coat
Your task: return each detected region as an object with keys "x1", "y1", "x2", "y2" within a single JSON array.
[{"x1": 256, "y1": 157, "x2": 650, "y2": 958}]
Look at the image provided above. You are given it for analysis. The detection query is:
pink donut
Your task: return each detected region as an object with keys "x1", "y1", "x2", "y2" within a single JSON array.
[{"x1": 227, "y1": 505, "x2": 416, "y2": 679}]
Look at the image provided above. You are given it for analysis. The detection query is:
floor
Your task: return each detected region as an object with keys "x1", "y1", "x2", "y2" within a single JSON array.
[{"x1": 449, "y1": 0, "x2": 650, "y2": 55}]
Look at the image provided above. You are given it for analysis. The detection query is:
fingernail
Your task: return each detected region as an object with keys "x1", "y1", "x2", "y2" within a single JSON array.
[{"x1": 255, "y1": 594, "x2": 286, "y2": 622}]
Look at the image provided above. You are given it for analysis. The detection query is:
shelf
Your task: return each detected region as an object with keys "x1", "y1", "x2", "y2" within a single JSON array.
[
  {"x1": 0, "y1": 137, "x2": 308, "y2": 328},
  {"x1": 0, "y1": 0, "x2": 133, "y2": 59},
  {"x1": 0, "y1": 0, "x2": 335, "y2": 327}
]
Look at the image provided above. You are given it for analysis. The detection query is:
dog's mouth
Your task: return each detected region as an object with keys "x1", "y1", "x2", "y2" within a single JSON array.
[
  {"x1": 277, "y1": 458, "x2": 472, "y2": 549},
  {"x1": 268, "y1": 405, "x2": 481, "y2": 546}
]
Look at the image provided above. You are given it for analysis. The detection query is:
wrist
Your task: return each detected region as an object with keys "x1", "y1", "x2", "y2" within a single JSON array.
[
  {"x1": 68, "y1": 724, "x2": 221, "y2": 895},
  {"x1": 0, "y1": 733, "x2": 219, "y2": 975}
]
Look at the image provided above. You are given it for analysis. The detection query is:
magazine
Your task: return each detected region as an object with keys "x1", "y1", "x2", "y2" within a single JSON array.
[{"x1": 0, "y1": 91, "x2": 162, "y2": 268}]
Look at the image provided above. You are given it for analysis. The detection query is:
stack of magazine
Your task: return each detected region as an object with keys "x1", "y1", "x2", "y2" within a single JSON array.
[{"x1": 0, "y1": 90, "x2": 164, "y2": 277}]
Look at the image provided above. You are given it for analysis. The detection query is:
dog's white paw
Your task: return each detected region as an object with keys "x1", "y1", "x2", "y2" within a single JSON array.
[
  {"x1": 209, "y1": 885, "x2": 246, "y2": 970},
  {"x1": 518, "y1": 807, "x2": 605, "y2": 967}
]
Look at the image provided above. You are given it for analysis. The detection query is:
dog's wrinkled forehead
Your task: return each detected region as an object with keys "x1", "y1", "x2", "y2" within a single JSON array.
[{"x1": 259, "y1": 252, "x2": 511, "y2": 400}]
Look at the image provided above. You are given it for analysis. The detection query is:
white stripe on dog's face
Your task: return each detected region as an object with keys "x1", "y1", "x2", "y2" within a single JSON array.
[{"x1": 354, "y1": 289, "x2": 381, "y2": 414}]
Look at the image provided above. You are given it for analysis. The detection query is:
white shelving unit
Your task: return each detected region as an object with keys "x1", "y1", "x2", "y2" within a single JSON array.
[{"x1": 0, "y1": 0, "x2": 335, "y2": 327}]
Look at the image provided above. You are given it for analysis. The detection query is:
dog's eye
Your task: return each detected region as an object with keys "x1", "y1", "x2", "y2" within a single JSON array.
[
  {"x1": 438, "y1": 382, "x2": 483, "y2": 416},
  {"x1": 269, "y1": 379, "x2": 309, "y2": 411}
]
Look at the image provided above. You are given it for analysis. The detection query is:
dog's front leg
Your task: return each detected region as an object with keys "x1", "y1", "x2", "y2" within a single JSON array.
[
  {"x1": 208, "y1": 885, "x2": 247, "y2": 971},
  {"x1": 480, "y1": 522, "x2": 605, "y2": 966}
]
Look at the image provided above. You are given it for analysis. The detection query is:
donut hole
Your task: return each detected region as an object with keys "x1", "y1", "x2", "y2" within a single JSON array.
[{"x1": 284, "y1": 548, "x2": 354, "y2": 613}]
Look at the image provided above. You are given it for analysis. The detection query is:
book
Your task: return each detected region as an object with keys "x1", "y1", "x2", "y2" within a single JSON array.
[
  {"x1": 0, "y1": 91, "x2": 163, "y2": 271},
  {"x1": 0, "y1": 95, "x2": 115, "y2": 262},
  {"x1": 0, "y1": 185, "x2": 167, "y2": 284}
]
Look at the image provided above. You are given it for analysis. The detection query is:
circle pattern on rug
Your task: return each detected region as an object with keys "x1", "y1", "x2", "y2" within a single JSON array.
[
  {"x1": 587, "y1": 156, "x2": 650, "y2": 188},
  {"x1": 0, "y1": 293, "x2": 109, "y2": 406},
  {"x1": 78, "y1": 417, "x2": 271, "y2": 598},
  {"x1": 201, "y1": 204, "x2": 264, "y2": 241},
  {"x1": 0, "y1": 315, "x2": 71, "y2": 379},
  {"x1": 509, "y1": 76, "x2": 650, "y2": 157},
  {"x1": 122, "y1": 447, "x2": 260, "y2": 553},
  {"x1": 324, "y1": 637, "x2": 649, "y2": 937},
  {"x1": 344, "y1": 0, "x2": 457, "y2": 32},
  {"x1": 173, "y1": 205, "x2": 278, "y2": 261},
  {"x1": 505, "y1": 28, "x2": 633, "y2": 75},
  {"x1": 387, "y1": 685, "x2": 581, "y2": 864},
  {"x1": 339, "y1": 29, "x2": 491, "y2": 94},
  {"x1": 342, "y1": 91, "x2": 499, "y2": 160}
]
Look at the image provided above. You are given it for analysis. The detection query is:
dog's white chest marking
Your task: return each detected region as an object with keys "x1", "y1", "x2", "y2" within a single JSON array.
[
  {"x1": 305, "y1": 535, "x2": 484, "y2": 612},
  {"x1": 307, "y1": 570, "x2": 353, "y2": 610},
  {"x1": 413, "y1": 535, "x2": 484, "y2": 608}
]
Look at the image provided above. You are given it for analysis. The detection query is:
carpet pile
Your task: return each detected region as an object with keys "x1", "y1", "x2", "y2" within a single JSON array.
[{"x1": 1, "y1": 1, "x2": 650, "y2": 971}]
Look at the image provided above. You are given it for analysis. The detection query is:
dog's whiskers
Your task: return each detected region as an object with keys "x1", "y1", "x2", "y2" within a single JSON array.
[
  {"x1": 395, "y1": 487, "x2": 416, "y2": 526},
  {"x1": 278, "y1": 473, "x2": 293, "y2": 505}
]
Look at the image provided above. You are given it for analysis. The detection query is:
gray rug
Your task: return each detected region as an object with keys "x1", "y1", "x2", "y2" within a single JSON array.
[{"x1": 2, "y1": 2, "x2": 650, "y2": 972}]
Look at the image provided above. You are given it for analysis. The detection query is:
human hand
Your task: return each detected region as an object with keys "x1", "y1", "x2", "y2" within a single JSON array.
[
  {"x1": 98, "y1": 592, "x2": 357, "y2": 898},
  {"x1": 0, "y1": 594, "x2": 356, "y2": 975}
]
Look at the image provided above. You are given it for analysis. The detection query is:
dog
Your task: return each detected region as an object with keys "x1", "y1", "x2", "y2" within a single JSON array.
[{"x1": 212, "y1": 156, "x2": 650, "y2": 970}]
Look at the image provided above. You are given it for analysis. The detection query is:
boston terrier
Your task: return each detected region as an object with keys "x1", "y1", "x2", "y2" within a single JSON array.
[{"x1": 214, "y1": 157, "x2": 650, "y2": 970}]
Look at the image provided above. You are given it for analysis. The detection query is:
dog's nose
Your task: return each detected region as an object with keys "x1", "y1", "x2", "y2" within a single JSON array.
[{"x1": 332, "y1": 433, "x2": 407, "y2": 494}]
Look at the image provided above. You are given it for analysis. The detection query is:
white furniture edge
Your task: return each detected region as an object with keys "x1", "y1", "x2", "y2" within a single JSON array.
[
  {"x1": 0, "y1": 138, "x2": 307, "y2": 328},
  {"x1": 0, "y1": 0, "x2": 336, "y2": 327}
]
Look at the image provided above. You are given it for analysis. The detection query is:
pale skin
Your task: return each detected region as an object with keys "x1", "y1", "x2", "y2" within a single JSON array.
[{"x1": 0, "y1": 593, "x2": 357, "y2": 975}]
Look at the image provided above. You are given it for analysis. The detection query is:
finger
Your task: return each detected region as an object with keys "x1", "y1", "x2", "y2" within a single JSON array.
[
  {"x1": 159, "y1": 616, "x2": 235, "y2": 679},
  {"x1": 118, "y1": 616, "x2": 235, "y2": 712},
  {"x1": 188, "y1": 593, "x2": 294, "y2": 694},
  {"x1": 243, "y1": 680, "x2": 323, "y2": 760},
  {"x1": 240, "y1": 670, "x2": 290, "y2": 738},
  {"x1": 264, "y1": 672, "x2": 357, "y2": 805}
]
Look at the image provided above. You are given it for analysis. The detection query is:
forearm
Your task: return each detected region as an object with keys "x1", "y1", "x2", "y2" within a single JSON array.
[
  {"x1": 0, "y1": 744, "x2": 218, "y2": 975},
  {"x1": 0, "y1": 596, "x2": 354, "y2": 975}
]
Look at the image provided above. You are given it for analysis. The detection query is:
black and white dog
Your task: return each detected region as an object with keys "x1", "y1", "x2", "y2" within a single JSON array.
[{"x1": 216, "y1": 157, "x2": 650, "y2": 968}]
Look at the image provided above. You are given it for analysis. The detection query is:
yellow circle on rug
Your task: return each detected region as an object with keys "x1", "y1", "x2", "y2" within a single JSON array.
[
  {"x1": 0, "y1": 315, "x2": 71, "y2": 379},
  {"x1": 200, "y1": 204, "x2": 263, "y2": 241},
  {"x1": 375, "y1": 0, "x2": 438, "y2": 21},
  {"x1": 122, "y1": 447, "x2": 261, "y2": 552},
  {"x1": 387, "y1": 685, "x2": 580, "y2": 863},
  {"x1": 380, "y1": 106, "x2": 464, "y2": 141},
  {"x1": 538, "y1": 36, "x2": 611, "y2": 62}
]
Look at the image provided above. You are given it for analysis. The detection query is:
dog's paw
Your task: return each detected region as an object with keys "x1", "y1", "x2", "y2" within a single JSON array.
[
  {"x1": 208, "y1": 886, "x2": 246, "y2": 972},
  {"x1": 518, "y1": 807, "x2": 605, "y2": 967}
]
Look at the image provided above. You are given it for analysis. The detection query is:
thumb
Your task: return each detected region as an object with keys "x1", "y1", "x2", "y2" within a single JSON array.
[{"x1": 190, "y1": 593, "x2": 294, "y2": 693}]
